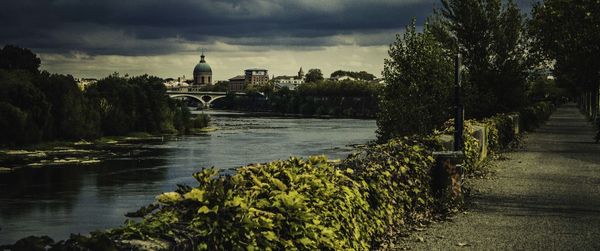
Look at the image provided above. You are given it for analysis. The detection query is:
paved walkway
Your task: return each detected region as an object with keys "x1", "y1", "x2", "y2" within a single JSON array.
[{"x1": 399, "y1": 103, "x2": 600, "y2": 250}]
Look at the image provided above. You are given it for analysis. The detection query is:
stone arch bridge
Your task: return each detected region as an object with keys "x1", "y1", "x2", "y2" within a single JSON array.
[{"x1": 166, "y1": 88, "x2": 255, "y2": 108}]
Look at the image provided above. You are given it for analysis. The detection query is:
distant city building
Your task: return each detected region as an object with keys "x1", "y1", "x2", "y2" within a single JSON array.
[
  {"x1": 273, "y1": 67, "x2": 305, "y2": 90},
  {"x1": 228, "y1": 75, "x2": 246, "y2": 92},
  {"x1": 331, "y1": 75, "x2": 356, "y2": 81},
  {"x1": 163, "y1": 76, "x2": 190, "y2": 88},
  {"x1": 245, "y1": 68, "x2": 269, "y2": 86},
  {"x1": 274, "y1": 81, "x2": 301, "y2": 90},
  {"x1": 273, "y1": 77, "x2": 304, "y2": 90},
  {"x1": 193, "y1": 52, "x2": 212, "y2": 85}
]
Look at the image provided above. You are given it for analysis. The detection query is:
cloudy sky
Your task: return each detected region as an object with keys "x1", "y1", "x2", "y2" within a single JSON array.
[{"x1": 0, "y1": 0, "x2": 534, "y2": 81}]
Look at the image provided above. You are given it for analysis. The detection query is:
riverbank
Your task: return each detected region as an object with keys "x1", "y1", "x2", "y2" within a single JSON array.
[
  {"x1": 0, "y1": 134, "x2": 172, "y2": 172},
  {"x1": 0, "y1": 116, "x2": 377, "y2": 245}
]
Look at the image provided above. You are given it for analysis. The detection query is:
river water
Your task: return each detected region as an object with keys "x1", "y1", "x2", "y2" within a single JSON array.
[{"x1": 0, "y1": 112, "x2": 376, "y2": 244}]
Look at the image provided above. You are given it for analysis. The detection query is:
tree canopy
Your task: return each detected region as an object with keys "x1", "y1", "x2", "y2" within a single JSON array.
[
  {"x1": 377, "y1": 20, "x2": 454, "y2": 141},
  {"x1": 0, "y1": 46, "x2": 198, "y2": 146},
  {"x1": 0, "y1": 45, "x2": 41, "y2": 72},
  {"x1": 530, "y1": 0, "x2": 600, "y2": 117},
  {"x1": 330, "y1": 70, "x2": 376, "y2": 81},
  {"x1": 430, "y1": 0, "x2": 530, "y2": 118},
  {"x1": 304, "y1": 68, "x2": 324, "y2": 83}
]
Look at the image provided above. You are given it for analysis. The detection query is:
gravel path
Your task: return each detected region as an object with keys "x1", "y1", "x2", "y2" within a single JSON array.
[{"x1": 397, "y1": 103, "x2": 600, "y2": 250}]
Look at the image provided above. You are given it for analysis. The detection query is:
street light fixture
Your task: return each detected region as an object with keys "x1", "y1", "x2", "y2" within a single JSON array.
[{"x1": 454, "y1": 52, "x2": 464, "y2": 151}]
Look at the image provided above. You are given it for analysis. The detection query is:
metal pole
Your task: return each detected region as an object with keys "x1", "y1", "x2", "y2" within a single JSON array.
[{"x1": 453, "y1": 53, "x2": 464, "y2": 151}]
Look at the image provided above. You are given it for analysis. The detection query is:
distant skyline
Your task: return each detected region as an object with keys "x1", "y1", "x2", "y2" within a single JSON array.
[{"x1": 0, "y1": 0, "x2": 535, "y2": 81}]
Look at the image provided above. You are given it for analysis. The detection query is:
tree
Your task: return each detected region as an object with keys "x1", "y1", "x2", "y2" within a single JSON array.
[
  {"x1": 430, "y1": 0, "x2": 530, "y2": 118},
  {"x1": 530, "y1": 0, "x2": 600, "y2": 118},
  {"x1": 0, "y1": 70, "x2": 51, "y2": 144},
  {"x1": 377, "y1": 20, "x2": 454, "y2": 141},
  {"x1": 35, "y1": 72, "x2": 100, "y2": 139},
  {"x1": 0, "y1": 45, "x2": 41, "y2": 72},
  {"x1": 305, "y1": 68, "x2": 324, "y2": 83},
  {"x1": 330, "y1": 70, "x2": 376, "y2": 81}
]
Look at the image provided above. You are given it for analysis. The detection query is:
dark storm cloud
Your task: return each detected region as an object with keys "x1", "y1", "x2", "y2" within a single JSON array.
[
  {"x1": 0, "y1": 0, "x2": 535, "y2": 56},
  {"x1": 0, "y1": 0, "x2": 439, "y2": 55}
]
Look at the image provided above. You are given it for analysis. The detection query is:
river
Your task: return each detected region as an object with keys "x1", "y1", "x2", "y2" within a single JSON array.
[{"x1": 0, "y1": 112, "x2": 376, "y2": 244}]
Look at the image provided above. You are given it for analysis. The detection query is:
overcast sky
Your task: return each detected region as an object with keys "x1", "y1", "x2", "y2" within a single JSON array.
[{"x1": 0, "y1": 0, "x2": 534, "y2": 81}]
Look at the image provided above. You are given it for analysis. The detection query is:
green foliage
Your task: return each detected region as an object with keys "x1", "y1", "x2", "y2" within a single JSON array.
[
  {"x1": 84, "y1": 73, "x2": 195, "y2": 136},
  {"x1": 528, "y1": 77, "x2": 564, "y2": 102},
  {"x1": 518, "y1": 101, "x2": 555, "y2": 131},
  {"x1": 35, "y1": 72, "x2": 101, "y2": 140},
  {"x1": 102, "y1": 136, "x2": 443, "y2": 250},
  {"x1": 219, "y1": 80, "x2": 381, "y2": 118},
  {"x1": 530, "y1": 0, "x2": 599, "y2": 117},
  {"x1": 297, "y1": 79, "x2": 381, "y2": 97},
  {"x1": 0, "y1": 46, "x2": 196, "y2": 146},
  {"x1": 431, "y1": 0, "x2": 530, "y2": 118},
  {"x1": 190, "y1": 113, "x2": 210, "y2": 129},
  {"x1": 0, "y1": 70, "x2": 51, "y2": 145},
  {"x1": 304, "y1": 68, "x2": 324, "y2": 83},
  {"x1": 330, "y1": 70, "x2": 376, "y2": 81},
  {"x1": 341, "y1": 137, "x2": 439, "y2": 228},
  {"x1": 530, "y1": 0, "x2": 600, "y2": 94},
  {"x1": 484, "y1": 114, "x2": 518, "y2": 151},
  {"x1": 0, "y1": 45, "x2": 41, "y2": 72},
  {"x1": 377, "y1": 20, "x2": 454, "y2": 141}
]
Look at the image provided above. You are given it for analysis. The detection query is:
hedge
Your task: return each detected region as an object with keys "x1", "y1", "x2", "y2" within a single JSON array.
[
  {"x1": 105, "y1": 137, "x2": 441, "y2": 250},
  {"x1": 519, "y1": 101, "x2": 555, "y2": 131},
  {"x1": 3, "y1": 102, "x2": 557, "y2": 250}
]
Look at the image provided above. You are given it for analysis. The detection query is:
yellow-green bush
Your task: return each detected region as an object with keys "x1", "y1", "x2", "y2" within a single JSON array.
[{"x1": 104, "y1": 137, "x2": 439, "y2": 250}]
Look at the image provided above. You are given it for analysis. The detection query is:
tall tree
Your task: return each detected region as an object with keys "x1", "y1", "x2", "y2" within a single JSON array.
[
  {"x1": 0, "y1": 70, "x2": 51, "y2": 144},
  {"x1": 377, "y1": 20, "x2": 454, "y2": 141},
  {"x1": 431, "y1": 0, "x2": 530, "y2": 118}
]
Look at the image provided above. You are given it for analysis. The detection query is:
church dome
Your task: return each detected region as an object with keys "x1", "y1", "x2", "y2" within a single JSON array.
[{"x1": 193, "y1": 54, "x2": 212, "y2": 75}]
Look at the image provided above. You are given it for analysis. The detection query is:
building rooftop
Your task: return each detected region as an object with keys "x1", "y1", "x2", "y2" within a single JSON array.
[{"x1": 229, "y1": 75, "x2": 246, "y2": 81}]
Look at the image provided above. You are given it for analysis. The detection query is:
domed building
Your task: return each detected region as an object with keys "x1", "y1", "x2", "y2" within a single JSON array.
[{"x1": 193, "y1": 52, "x2": 212, "y2": 85}]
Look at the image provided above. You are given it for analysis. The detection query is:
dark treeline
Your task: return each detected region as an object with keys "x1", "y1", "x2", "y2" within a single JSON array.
[
  {"x1": 330, "y1": 70, "x2": 376, "y2": 81},
  {"x1": 216, "y1": 79, "x2": 382, "y2": 118},
  {"x1": 0, "y1": 45, "x2": 202, "y2": 147}
]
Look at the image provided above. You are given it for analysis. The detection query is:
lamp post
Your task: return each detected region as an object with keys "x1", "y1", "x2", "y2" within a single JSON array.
[
  {"x1": 453, "y1": 53, "x2": 464, "y2": 152},
  {"x1": 431, "y1": 51, "x2": 465, "y2": 199}
]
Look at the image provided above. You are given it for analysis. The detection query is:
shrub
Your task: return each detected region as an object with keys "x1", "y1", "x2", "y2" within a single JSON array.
[
  {"x1": 484, "y1": 114, "x2": 518, "y2": 151},
  {"x1": 99, "y1": 137, "x2": 442, "y2": 250},
  {"x1": 190, "y1": 113, "x2": 210, "y2": 129},
  {"x1": 519, "y1": 101, "x2": 555, "y2": 131}
]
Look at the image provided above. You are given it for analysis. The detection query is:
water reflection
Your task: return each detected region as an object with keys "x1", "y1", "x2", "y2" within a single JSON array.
[{"x1": 0, "y1": 113, "x2": 376, "y2": 244}]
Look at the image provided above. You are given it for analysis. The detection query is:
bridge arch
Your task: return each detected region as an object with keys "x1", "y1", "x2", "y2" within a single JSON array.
[
  {"x1": 169, "y1": 94, "x2": 207, "y2": 107},
  {"x1": 205, "y1": 95, "x2": 227, "y2": 107}
]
